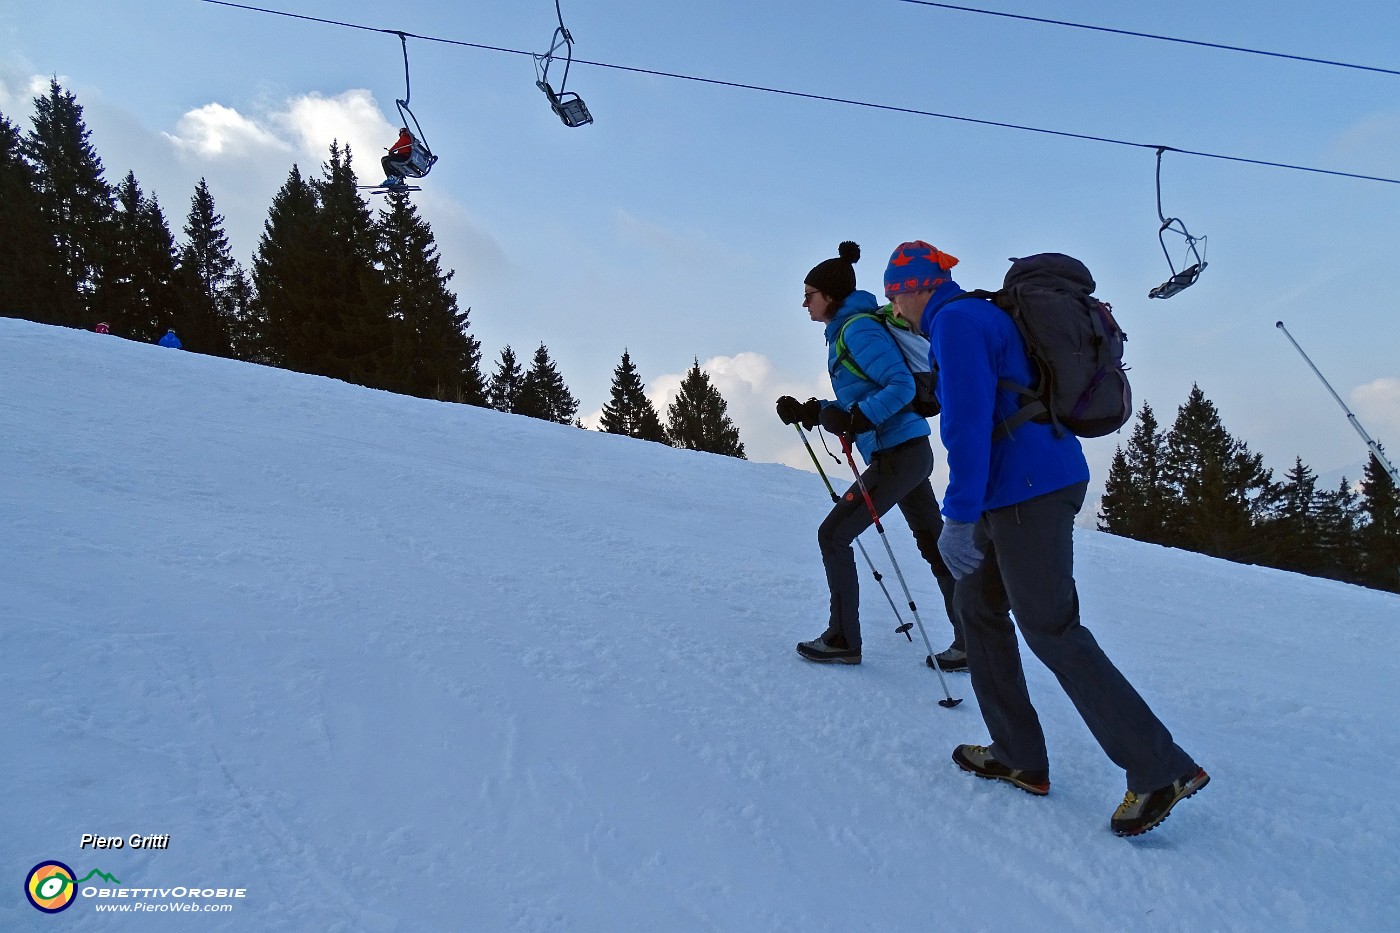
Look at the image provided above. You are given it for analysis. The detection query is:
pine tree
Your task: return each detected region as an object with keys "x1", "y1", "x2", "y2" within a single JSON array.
[
  {"x1": 23, "y1": 79, "x2": 113, "y2": 318},
  {"x1": 308, "y1": 142, "x2": 394, "y2": 389},
  {"x1": 1265, "y1": 457, "x2": 1322, "y2": 575},
  {"x1": 251, "y1": 145, "x2": 395, "y2": 385},
  {"x1": 598, "y1": 349, "x2": 669, "y2": 443},
  {"x1": 92, "y1": 171, "x2": 182, "y2": 343},
  {"x1": 225, "y1": 269, "x2": 262, "y2": 364},
  {"x1": 0, "y1": 110, "x2": 78, "y2": 325},
  {"x1": 1358, "y1": 449, "x2": 1400, "y2": 592},
  {"x1": 1313, "y1": 477, "x2": 1361, "y2": 584},
  {"x1": 378, "y1": 191, "x2": 484, "y2": 404},
  {"x1": 1098, "y1": 402, "x2": 1170, "y2": 542},
  {"x1": 251, "y1": 164, "x2": 319, "y2": 368},
  {"x1": 517, "y1": 343, "x2": 579, "y2": 424},
  {"x1": 1160, "y1": 384, "x2": 1276, "y2": 562},
  {"x1": 665, "y1": 359, "x2": 746, "y2": 458},
  {"x1": 487, "y1": 346, "x2": 526, "y2": 413},
  {"x1": 176, "y1": 178, "x2": 241, "y2": 357}
]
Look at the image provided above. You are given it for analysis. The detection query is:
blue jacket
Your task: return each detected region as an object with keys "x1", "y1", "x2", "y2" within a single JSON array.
[
  {"x1": 158, "y1": 331, "x2": 182, "y2": 349},
  {"x1": 919, "y1": 280, "x2": 1089, "y2": 522},
  {"x1": 821, "y1": 290, "x2": 931, "y2": 463}
]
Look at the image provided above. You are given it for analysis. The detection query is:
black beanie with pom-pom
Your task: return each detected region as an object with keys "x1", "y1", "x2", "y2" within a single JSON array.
[{"x1": 804, "y1": 241, "x2": 861, "y2": 304}]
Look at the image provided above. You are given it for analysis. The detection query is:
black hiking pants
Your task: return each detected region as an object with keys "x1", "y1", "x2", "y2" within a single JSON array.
[
  {"x1": 817, "y1": 436, "x2": 960, "y2": 652},
  {"x1": 956, "y1": 481, "x2": 1197, "y2": 793}
]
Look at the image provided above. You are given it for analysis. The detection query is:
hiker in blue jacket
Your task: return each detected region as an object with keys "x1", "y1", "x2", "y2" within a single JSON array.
[
  {"x1": 775, "y1": 241, "x2": 961, "y2": 666},
  {"x1": 883, "y1": 240, "x2": 1206, "y2": 837},
  {"x1": 157, "y1": 329, "x2": 182, "y2": 349}
]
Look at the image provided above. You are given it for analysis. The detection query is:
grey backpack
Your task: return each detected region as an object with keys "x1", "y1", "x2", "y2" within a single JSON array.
[
  {"x1": 832, "y1": 305, "x2": 940, "y2": 418},
  {"x1": 965, "y1": 253, "x2": 1131, "y2": 439}
]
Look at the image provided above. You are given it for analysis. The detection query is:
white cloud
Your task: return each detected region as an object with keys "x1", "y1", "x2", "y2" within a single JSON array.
[
  {"x1": 0, "y1": 71, "x2": 65, "y2": 122},
  {"x1": 581, "y1": 351, "x2": 829, "y2": 467},
  {"x1": 164, "y1": 103, "x2": 289, "y2": 159},
  {"x1": 648, "y1": 352, "x2": 828, "y2": 469},
  {"x1": 164, "y1": 89, "x2": 395, "y2": 173},
  {"x1": 277, "y1": 89, "x2": 393, "y2": 166},
  {"x1": 1351, "y1": 377, "x2": 1400, "y2": 446}
]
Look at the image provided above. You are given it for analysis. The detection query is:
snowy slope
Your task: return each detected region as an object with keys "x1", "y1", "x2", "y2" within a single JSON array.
[{"x1": 4, "y1": 318, "x2": 1398, "y2": 932}]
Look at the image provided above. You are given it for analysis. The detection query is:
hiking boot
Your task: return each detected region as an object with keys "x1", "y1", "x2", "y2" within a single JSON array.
[
  {"x1": 952, "y1": 744, "x2": 1050, "y2": 795},
  {"x1": 1111, "y1": 767, "x2": 1209, "y2": 837},
  {"x1": 934, "y1": 646, "x2": 968, "y2": 672},
  {"x1": 796, "y1": 631, "x2": 861, "y2": 664}
]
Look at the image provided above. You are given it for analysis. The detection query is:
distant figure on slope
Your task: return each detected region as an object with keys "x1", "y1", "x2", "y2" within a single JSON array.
[
  {"x1": 157, "y1": 328, "x2": 182, "y2": 349},
  {"x1": 95, "y1": 322, "x2": 110, "y2": 334},
  {"x1": 883, "y1": 240, "x2": 1208, "y2": 837},
  {"x1": 380, "y1": 126, "x2": 414, "y2": 188},
  {"x1": 774, "y1": 240, "x2": 963, "y2": 666}
]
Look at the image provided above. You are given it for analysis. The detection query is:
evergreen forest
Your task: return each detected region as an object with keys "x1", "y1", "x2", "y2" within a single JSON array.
[{"x1": 0, "y1": 81, "x2": 745, "y2": 457}]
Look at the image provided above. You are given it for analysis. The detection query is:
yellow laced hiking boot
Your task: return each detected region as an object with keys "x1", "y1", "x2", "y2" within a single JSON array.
[
  {"x1": 952, "y1": 744, "x2": 1050, "y2": 796},
  {"x1": 1111, "y1": 767, "x2": 1210, "y2": 837}
]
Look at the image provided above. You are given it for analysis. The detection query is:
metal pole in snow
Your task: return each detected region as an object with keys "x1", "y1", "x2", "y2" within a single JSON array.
[{"x1": 1276, "y1": 321, "x2": 1399, "y2": 485}]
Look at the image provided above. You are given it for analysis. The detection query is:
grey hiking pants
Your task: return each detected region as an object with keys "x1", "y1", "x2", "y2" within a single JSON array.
[
  {"x1": 957, "y1": 481, "x2": 1197, "y2": 793},
  {"x1": 818, "y1": 436, "x2": 961, "y2": 652}
]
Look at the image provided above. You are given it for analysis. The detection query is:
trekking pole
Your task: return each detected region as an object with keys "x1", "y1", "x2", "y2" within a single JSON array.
[
  {"x1": 793, "y1": 425, "x2": 914, "y2": 643},
  {"x1": 837, "y1": 434, "x2": 962, "y2": 709},
  {"x1": 1277, "y1": 322, "x2": 1399, "y2": 485}
]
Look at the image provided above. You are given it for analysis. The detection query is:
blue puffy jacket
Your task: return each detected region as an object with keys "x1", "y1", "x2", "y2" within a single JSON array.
[
  {"x1": 158, "y1": 331, "x2": 182, "y2": 349},
  {"x1": 820, "y1": 290, "x2": 931, "y2": 463},
  {"x1": 918, "y1": 280, "x2": 1089, "y2": 522}
]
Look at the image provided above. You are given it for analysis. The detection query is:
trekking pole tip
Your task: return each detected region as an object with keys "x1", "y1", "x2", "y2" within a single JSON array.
[{"x1": 938, "y1": 697, "x2": 964, "y2": 709}]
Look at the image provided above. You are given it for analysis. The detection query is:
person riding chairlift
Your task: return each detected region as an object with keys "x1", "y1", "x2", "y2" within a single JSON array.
[{"x1": 380, "y1": 126, "x2": 414, "y2": 188}]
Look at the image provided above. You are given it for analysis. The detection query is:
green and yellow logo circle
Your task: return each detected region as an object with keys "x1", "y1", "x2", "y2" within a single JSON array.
[{"x1": 25, "y1": 861, "x2": 78, "y2": 913}]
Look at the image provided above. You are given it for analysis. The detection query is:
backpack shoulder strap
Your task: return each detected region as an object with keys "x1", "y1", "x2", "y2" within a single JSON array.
[
  {"x1": 832, "y1": 312, "x2": 880, "y2": 381},
  {"x1": 942, "y1": 288, "x2": 1053, "y2": 440}
]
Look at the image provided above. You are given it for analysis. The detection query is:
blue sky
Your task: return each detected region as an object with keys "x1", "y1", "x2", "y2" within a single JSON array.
[{"x1": 4, "y1": 0, "x2": 1397, "y2": 497}]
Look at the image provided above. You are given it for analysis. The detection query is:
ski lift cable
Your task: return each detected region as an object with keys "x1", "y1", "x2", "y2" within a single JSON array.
[
  {"x1": 894, "y1": 0, "x2": 1400, "y2": 78},
  {"x1": 199, "y1": 0, "x2": 1400, "y2": 186}
]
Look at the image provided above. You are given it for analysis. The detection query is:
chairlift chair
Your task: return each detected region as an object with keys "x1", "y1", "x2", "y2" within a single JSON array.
[
  {"x1": 386, "y1": 33, "x2": 439, "y2": 185},
  {"x1": 394, "y1": 99, "x2": 439, "y2": 179},
  {"x1": 1148, "y1": 148, "x2": 1207, "y2": 300},
  {"x1": 533, "y1": 3, "x2": 593, "y2": 128},
  {"x1": 536, "y1": 80, "x2": 593, "y2": 127}
]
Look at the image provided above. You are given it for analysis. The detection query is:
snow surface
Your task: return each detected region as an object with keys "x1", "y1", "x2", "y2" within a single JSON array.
[{"x1": 4, "y1": 317, "x2": 1399, "y2": 932}]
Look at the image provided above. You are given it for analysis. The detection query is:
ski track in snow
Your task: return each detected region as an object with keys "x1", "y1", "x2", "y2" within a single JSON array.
[{"x1": 3, "y1": 319, "x2": 1399, "y2": 932}]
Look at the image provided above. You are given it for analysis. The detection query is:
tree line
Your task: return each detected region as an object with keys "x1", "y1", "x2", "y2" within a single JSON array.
[
  {"x1": 1099, "y1": 385, "x2": 1400, "y2": 593},
  {"x1": 0, "y1": 80, "x2": 746, "y2": 458}
]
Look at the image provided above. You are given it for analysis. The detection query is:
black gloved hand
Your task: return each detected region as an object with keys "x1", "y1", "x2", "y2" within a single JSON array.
[
  {"x1": 819, "y1": 403, "x2": 873, "y2": 437},
  {"x1": 776, "y1": 396, "x2": 821, "y2": 429}
]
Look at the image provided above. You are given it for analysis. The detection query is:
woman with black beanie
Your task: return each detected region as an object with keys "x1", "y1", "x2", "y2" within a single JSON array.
[{"x1": 775, "y1": 241, "x2": 962, "y2": 665}]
